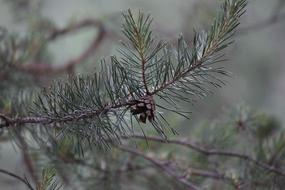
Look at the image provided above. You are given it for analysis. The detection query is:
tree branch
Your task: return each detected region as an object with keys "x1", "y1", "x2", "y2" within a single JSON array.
[
  {"x1": 0, "y1": 100, "x2": 134, "y2": 128},
  {"x1": 126, "y1": 134, "x2": 285, "y2": 176},
  {"x1": 0, "y1": 168, "x2": 35, "y2": 190},
  {"x1": 150, "y1": 0, "x2": 244, "y2": 96},
  {"x1": 17, "y1": 19, "x2": 106, "y2": 76},
  {"x1": 117, "y1": 145, "x2": 201, "y2": 190}
]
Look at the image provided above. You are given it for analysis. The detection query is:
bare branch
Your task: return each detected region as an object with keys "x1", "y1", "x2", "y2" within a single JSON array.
[
  {"x1": 126, "y1": 134, "x2": 285, "y2": 176},
  {"x1": 0, "y1": 168, "x2": 35, "y2": 190},
  {"x1": 17, "y1": 19, "x2": 107, "y2": 76},
  {"x1": 117, "y1": 145, "x2": 201, "y2": 190},
  {"x1": 117, "y1": 145, "x2": 244, "y2": 188},
  {"x1": 0, "y1": 113, "x2": 10, "y2": 127}
]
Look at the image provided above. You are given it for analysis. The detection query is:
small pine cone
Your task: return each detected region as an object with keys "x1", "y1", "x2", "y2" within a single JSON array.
[{"x1": 130, "y1": 95, "x2": 155, "y2": 123}]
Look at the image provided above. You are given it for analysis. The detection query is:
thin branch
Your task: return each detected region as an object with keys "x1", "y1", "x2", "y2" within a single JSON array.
[
  {"x1": 123, "y1": 10, "x2": 150, "y2": 94},
  {"x1": 126, "y1": 134, "x2": 285, "y2": 176},
  {"x1": 0, "y1": 113, "x2": 10, "y2": 127},
  {"x1": 73, "y1": 159, "x2": 153, "y2": 174},
  {"x1": 117, "y1": 145, "x2": 200, "y2": 190},
  {"x1": 118, "y1": 145, "x2": 241, "y2": 188},
  {"x1": 133, "y1": 20, "x2": 149, "y2": 94},
  {"x1": 0, "y1": 100, "x2": 133, "y2": 128},
  {"x1": 149, "y1": 58, "x2": 203, "y2": 95},
  {"x1": 0, "y1": 168, "x2": 35, "y2": 190},
  {"x1": 185, "y1": 167, "x2": 238, "y2": 188},
  {"x1": 17, "y1": 19, "x2": 106, "y2": 76}
]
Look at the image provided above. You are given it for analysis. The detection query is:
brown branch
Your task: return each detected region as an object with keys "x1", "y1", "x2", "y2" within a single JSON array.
[
  {"x1": 126, "y1": 134, "x2": 285, "y2": 176},
  {"x1": 118, "y1": 145, "x2": 242, "y2": 188},
  {"x1": 117, "y1": 145, "x2": 200, "y2": 190},
  {"x1": 118, "y1": 145, "x2": 240, "y2": 188},
  {"x1": 0, "y1": 115, "x2": 38, "y2": 183},
  {"x1": 0, "y1": 99, "x2": 136, "y2": 128},
  {"x1": 0, "y1": 168, "x2": 35, "y2": 190},
  {"x1": 188, "y1": 168, "x2": 227, "y2": 181},
  {"x1": 17, "y1": 19, "x2": 106, "y2": 76},
  {"x1": 186, "y1": 167, "x2": 240, "y2": 188},
  {"x1": 73, "y1": 158, "x2": 153, "y2": 175},
  {"x1": 0, "y1": 113, "x2": 10, "y2": 127}
]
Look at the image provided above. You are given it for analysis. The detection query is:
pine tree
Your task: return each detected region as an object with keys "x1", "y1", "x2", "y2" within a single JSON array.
[{"x1": 1, "y1": 0, "x2": 285, "y2": 189}]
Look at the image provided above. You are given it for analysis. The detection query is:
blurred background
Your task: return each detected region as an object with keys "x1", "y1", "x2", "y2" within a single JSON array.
[{"x1": 0, "y1": 0, "x2": 284, "y2": 189}]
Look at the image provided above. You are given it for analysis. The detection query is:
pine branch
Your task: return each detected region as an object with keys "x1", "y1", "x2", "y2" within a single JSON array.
[
  {"x1": 0, "y1": 0, "x2": 248, "y2": 147},
  {"x1": 126, "y1": 134, "x2": 285, "y2": 176},
  {"x1": 150, "y1": 0, "x2": 247, "y2": 96},
  {"x1": 37, "y1": 165, "x2": 62, "y2": 190},
  {"x1": 122, "y1": 10, "x2": 151, "y2": 94},
  {"x1": 0, "y1": 102, "x2": 130, "y2": 127}
]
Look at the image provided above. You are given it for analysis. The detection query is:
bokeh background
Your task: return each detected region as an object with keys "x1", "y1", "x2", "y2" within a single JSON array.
[{"x1": 0, "y1": 0, "x2": 284, "y2": 189}]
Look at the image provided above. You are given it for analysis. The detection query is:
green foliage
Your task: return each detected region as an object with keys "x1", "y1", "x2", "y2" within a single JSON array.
[
  {"x1": 28, "y1": 0, "x2": 247, "y2": 149},
  {"x1": 37, "y1": 165, "x2": 62, "y2": 190},
  {"x1": 253, "y1": 113, "x2": 280, "y2": 140},
  {"x1": 8, "y1": 1, "x2": 285, "y2": 190}
]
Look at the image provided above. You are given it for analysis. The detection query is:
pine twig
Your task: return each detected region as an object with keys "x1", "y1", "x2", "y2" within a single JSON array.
[
  {"x1": 0, "y1": 97, "x2": 130, "y2": 128},
  {"x1": 0, "y1": 101, "x2": 132, "y2": 128}
]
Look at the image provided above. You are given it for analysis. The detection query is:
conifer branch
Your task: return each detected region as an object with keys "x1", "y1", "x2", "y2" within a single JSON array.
[
  {"x1": 122, "y1": 10, "x2": 151, "y2": 94},
  {"x1": 0, "y1": 0, "x2": 248, "y2": 147},
  {"x1": 3, "y1": 1, "x2": 285, "y2": 189},
  {"x1": 0, "y1": 101, "x2": 131, "y2": 128},
  {"x1": 150, "y1": 0, "x2": 247, "y2": 96}
]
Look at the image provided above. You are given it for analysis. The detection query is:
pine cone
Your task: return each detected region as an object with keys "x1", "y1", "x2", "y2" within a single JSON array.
[{"x1": 130, "y1": 95, "x2": 155, "y2": 123}]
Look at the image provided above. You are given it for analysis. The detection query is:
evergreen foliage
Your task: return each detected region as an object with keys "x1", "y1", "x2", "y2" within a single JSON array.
[
  {"x1": 2, "y1": 0, "x2": 247, "y2": 147},
  {"x1": 2, "y1": 0, "x2": 285, "y2": 189}
]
